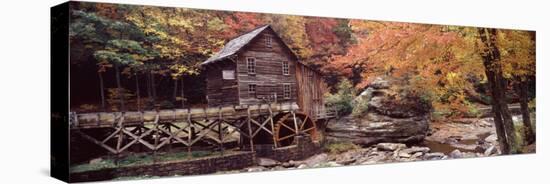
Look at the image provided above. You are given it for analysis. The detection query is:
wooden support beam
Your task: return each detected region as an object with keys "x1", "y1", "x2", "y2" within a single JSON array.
[
  {"x1": 300, "y1": 115, "x2": 310, "y2": 130},
  {"x1": 187, "y1": 108, "x2": 192, "y2": 155},
  {"x1": 251, "y1": 117, "x2": 273, "y2": 137},
  {"x1": 153, "y1": 113, "x2": 160, "y2": 151},
  {"x1": 218, "y1": 106, "x2": 224, "y2": 155},
  {"x1": 291, "y1": 110, "x2": 299, "y2": 134},
  {"x1": 268, "y1": 103, "x2": 277, "y2": 148},
  {"x1": 119, "y1": 128, "x2": 154, "y2": 152},
  {"x1": 279, "y1": 121, "x2": 296, "y2": 133},
  {"x1": 246, "y1": 106, "x2": 254, "y2": 152},
  {"x1": 156, "y1": 122, "x2": 192, "y2": 148},
  {"x1": 190, "y1": 120, "x2": 219, "y2": 145},
  {"x1": 76, "y1": 130, "x2": 118, "y2": 154},
  {"x1": 101, "y1": 128, "x2": 121, "y2": 144},
  {"x1": 116, "y1": 115, "x2": 125, "y2": 153}
]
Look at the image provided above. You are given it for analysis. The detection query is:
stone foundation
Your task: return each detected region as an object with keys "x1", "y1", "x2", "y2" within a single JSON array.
[
  {"x1": 248, "y1": 135, "x2": 322, "y2": 162},
  {"x1": 70, "y1": 135, "x2": 321, "y2": 182},
  {"x1": 69, "y1": 151, "x2": 255, "y2": 182}
]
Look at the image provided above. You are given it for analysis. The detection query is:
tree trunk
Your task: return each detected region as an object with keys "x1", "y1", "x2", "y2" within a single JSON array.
[
  {"x1": 181, "y1": 78, "x2": 185, "y2": 108},
  {"x1": 478, "y1": 28, "x2": 518, "y2": 154},
  {"x1": 115, "y1": 65, "x2": 125, "y2": 111},
  {"x1": 173, "y1": 78, "x2": 178, "y2": 102},
  {"x1": 485, "y1": 69, "x2": 510, "y2": 154},
  {"x1": 146, "y1": 70, "x2": 152, "y2": 108},
  {"x1": 98, "y1": 72, "x2": 106, "y2": 111},
  {"x1": 135, "y1": 73, "x2": 141, "y2": 111},
  {"x1": 519, "y1": 79, "x2": 535, "y2": 143},
  {"x1": 496, "y1": 75, "x2": 518, "y2": 153},
  {"x1": 151, "y1": 71, "x2": 157, "y2": 104}
]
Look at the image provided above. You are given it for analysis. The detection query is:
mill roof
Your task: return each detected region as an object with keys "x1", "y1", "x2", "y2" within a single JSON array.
[{"x1": 201, "y1": 25, "x2": 271, "y2": 65}]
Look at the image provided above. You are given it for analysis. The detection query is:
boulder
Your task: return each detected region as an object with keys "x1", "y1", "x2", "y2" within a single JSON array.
[
  {"x1": 411, "y1": 152, "x2": 424, "y2": 158},
  {"x1": 377, "y1": 143, "x2": 407, "y2": 151},
  {"x1": 485, "y1": 134, "x2": 498, "y2": 143},
  {"x1": 257, "y1": 158, "x2": 280, "y2": 167},
  {"x1": 336, "y1": 159, "x2": 356, "y2": 165},
  {"x1": 398, "y1": 152, "x2": 411, "y2": 158},
  {"x1": 424, "y1": 152, "x2": 445, "y2": 160},
  {"x1": 281, "y1": 161, "x2": 296, "y2": 168},
  {"x1": 401, "y1": 146, "x2": 431, "y2": 154},
  {"x1": 303, "y1": 153, "x2": 328, "y2": 167},
  {"x1": 449, "y1": 149, "x2": 463, "y2": 158},
  {"x1": 484, "y1": 145, "x2": 497, "y2": 156},
  {"x1": 326, "y1": 77, "x2": 431, "y2": 146},
  {"x1": 361, "y1": 153, "x2": 390, "y2": 164},
  {"x1": 246, "y1": 166, "x2": 266, "y2": 172}
]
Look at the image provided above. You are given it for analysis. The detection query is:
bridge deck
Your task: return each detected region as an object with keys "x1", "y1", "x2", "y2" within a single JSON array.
[{"x1": 70, "y1": 102, "x2": 337, "y2": 129}]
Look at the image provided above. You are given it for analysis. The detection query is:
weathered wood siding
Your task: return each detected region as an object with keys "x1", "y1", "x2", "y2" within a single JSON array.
[
  {"x1": 205, "y1": 60, "x2": 240, "y2": 107},
  {"x1": 295, "y1": 62, "x2": 328, "y2": 119},
  {"x1": 205, "y1": 26, "x2": 327, "y2": 116},
  {"x1": 236, "y1": 29, "x2": 297, "y2": 105}
]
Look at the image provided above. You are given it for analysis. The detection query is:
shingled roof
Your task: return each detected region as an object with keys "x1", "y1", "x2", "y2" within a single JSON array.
[{"x1": 201, "y1": 25, "x2": 271, "y2": 66}]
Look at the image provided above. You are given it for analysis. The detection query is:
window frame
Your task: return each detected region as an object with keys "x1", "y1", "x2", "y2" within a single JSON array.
[
  {"x1": 283, "y1": 84, "x2": 291, "y2": 99},
  {"x1": 282, "y1": 61, "x2": 289, "y2": 75},
  {"x1": 246, "y1": 57, "x2": 256, "y2": 75},
  {"x1": 248, "y1": 84, "x2": 257, "y2": 98},
  {"x1": 222, "y1": 70, "x2": 235, "y2": 80},
  {"x1": 265, "y1": 35, "x2": 272, "y2": 48}
]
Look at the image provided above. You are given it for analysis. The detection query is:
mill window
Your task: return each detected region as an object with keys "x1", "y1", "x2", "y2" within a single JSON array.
[
  {"x1": 248, "y1": 84, "x2": 257, "y2": 98},
  {"x1": 222, "y1": 70, "x2": 235, "y2": 80},
  {"x1": 265, "y1": 35, "x2": 272, "y2": 47},
  {"x1": 282, "y1": 61, "x2": 289, "y2": 75},
  {"x1": 247, "y1": 57, "x2": 256, "y2": 74},
  {"x1": 283, "y1": 84, "x2": 291, "y2": 99}
]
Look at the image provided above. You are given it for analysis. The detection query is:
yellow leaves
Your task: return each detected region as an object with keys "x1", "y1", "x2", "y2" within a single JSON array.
[
  {"x1": 170, "y1": 63, "x2": 199, "y2": 78},
  {"x1": 496, "y1": 30, "x2": 535, "y2": 79},
  {"x1": 446, "y1": 72, "x2": 459, "y2": 83},
  {"x1": 167, "y1": 18, "x2": 193, "y2": 29}
]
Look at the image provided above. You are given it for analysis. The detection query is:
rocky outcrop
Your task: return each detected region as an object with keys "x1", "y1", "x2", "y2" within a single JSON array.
[{"x1": 326, "y1": 77, "x2": 431, "y2": 146}]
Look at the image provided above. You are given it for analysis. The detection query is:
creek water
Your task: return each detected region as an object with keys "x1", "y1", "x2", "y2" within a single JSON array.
[{"x1": 420, "y1": 132, "x2": 492, "y2": 154}]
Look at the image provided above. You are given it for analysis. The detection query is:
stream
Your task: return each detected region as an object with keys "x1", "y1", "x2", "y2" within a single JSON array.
[{"x1": 421, "y1": 132, "x2": 492, "y2": 154}]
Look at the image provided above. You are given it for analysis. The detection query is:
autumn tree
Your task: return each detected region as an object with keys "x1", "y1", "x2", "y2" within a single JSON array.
[
  {"x1": 70, "y1": 7, "x2": 149, "y2": 111},
  {"x1": 497, "y1": 30, "x2": 536, "y2": 144},
  {"x1": 328, "y1": 21, "x2": 486, "y2": 117},
  {"x1": 477, "y1": 28, "x2": 522, "y2": 154}
]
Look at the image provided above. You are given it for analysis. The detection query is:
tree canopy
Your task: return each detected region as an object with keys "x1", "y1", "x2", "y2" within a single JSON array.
[{"x1": 69, "y1": 2, "x2": 535, "y2": 120}]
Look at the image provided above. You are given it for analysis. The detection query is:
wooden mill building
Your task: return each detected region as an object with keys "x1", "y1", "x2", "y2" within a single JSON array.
[{"x1": 201, "y1": 25, "x2": 328, "y2": 119}]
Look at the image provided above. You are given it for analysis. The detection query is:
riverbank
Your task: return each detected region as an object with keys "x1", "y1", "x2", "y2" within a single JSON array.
[{"x1": 236, "y1": 114, "x2": 536, "y2": 172}]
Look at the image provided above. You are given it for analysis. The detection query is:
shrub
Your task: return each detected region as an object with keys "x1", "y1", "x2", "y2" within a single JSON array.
[
  {"x1": 351, "y1": 97, "x2": 369, "y2": 117},
  {"x1": 324, "y1": 142, "x2": 360, "y2": 154},
  {"x1": 325, "y1": 79, "x2": 355, "y2": 116},
  {"x1": 465, "y1": 102, "x2": 481, "y2": 118}
]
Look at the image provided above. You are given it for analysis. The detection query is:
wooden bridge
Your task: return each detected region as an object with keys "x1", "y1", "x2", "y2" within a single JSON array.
[{"x1": 70, "y1": 102, "x2": 336, "y2": 155}]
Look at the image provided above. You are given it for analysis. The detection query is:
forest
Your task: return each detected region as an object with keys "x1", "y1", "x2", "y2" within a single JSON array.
[{"x1": 69, "y1": 2, "x2": 535, "y2": 155}]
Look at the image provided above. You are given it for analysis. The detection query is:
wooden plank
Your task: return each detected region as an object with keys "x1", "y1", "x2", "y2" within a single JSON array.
[
  {"x1": 121, "y1": 128, "x2": 156, "y2": 150},
  {"x1": 72, "y1": 102, "x2": 299, "y2": 129},
  {"x1": 119, "y1": 127, "x2": 154, "y2": 152},
  {"x1": 77, "y1": 130, "x2": 118, "y2": 154}
]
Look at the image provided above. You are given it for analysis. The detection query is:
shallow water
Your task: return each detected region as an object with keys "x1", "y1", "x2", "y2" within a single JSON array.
[
  {"x1": 420, "y1": 140, "x2": 470, "y2": 154},
  {"x1": 421, "y1": 132, "x2": 492, "y2": 154}
]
